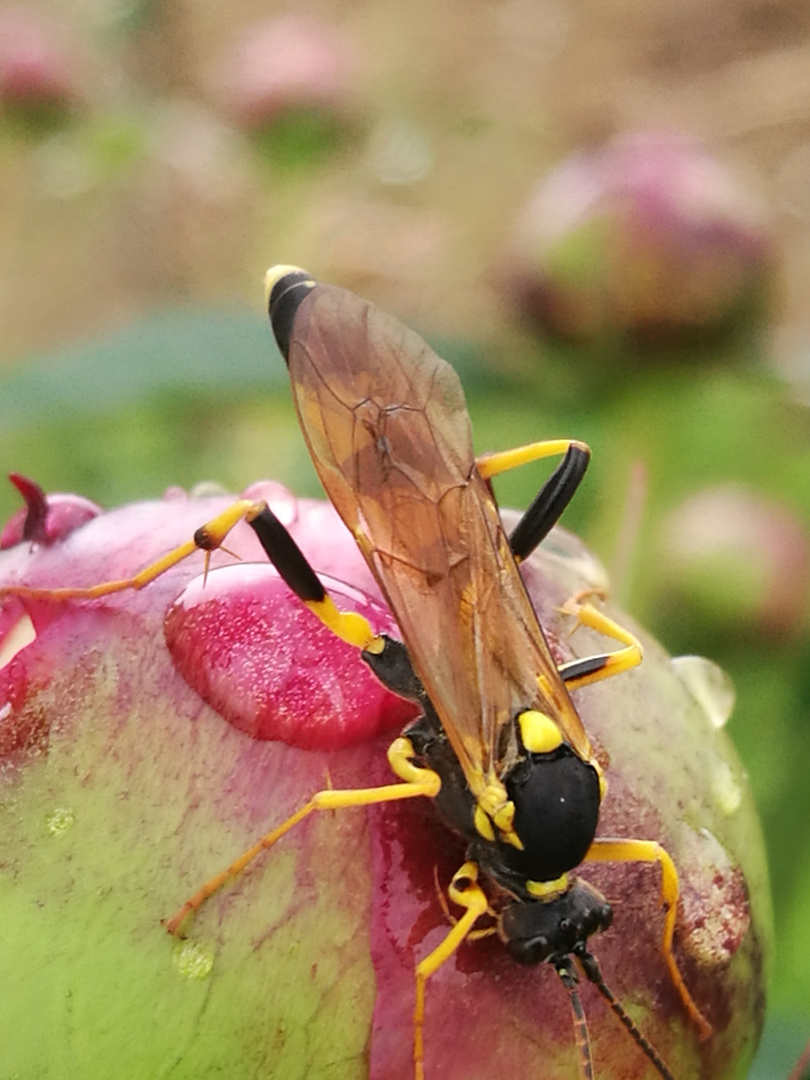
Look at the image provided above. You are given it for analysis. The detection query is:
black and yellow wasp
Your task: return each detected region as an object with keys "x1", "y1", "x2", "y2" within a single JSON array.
[{"x1": 3, "y1": 267, "x2": 711, "y2": 1079}]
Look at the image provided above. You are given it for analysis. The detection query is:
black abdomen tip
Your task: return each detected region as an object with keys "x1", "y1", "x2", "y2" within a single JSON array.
[{"x1": 264, "y1": 265, "x2": 316, "y2": 363}]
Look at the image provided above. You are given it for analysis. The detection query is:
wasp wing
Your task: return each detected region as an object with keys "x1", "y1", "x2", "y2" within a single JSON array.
[{"x1": 285, "y1": 282, "x2": 592, "y2": 791}]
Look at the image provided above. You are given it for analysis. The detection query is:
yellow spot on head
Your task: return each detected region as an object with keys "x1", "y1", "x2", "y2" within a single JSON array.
[{"x1": 518, "y1": 710, "x2": 563, "y2": 754}]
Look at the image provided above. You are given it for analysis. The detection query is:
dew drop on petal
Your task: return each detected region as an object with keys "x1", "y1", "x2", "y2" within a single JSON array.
[
  {"x1": 46, "y1": 806, "x2": 75, "y2": 835},
  {"x1": 242, "y1": 480, "x2": 298, "y2": 528},
  {"x1": 671, "y1": 654, "x2": 736, "y2": 729},
  {"x1": 712, "y1": 758, "x2": 744, "y2": 816},
  {"x1": 173, "y1": 940, "x2": 214, "y2": 981},
  {"x1": 164, "y1": 562, "x2": 418, "y2": 751}
]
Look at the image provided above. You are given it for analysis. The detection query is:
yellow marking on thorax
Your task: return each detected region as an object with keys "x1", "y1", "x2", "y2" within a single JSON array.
[
  {"x1": 518, "y1": 709, "x2": 563, "y2": 753},
  {"x1": 526, "y1": 873, "x2": 569, "y2": 900}
]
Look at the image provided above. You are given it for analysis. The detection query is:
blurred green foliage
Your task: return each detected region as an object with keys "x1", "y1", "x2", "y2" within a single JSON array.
[{"x1": 1, "y1": 307, "x2": 808, "y2": 1076}]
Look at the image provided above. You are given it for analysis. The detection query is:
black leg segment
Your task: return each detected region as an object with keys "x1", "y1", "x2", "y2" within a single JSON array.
[
  {"x1": 248, "y1": 506, "x2": 326, "y2": 604},
  {"x1": 560, "y1": 655, "x2": 611, "y2": 686},
  {"x1": 508, "y1": 443, "x2": 590, "y2": 561}
]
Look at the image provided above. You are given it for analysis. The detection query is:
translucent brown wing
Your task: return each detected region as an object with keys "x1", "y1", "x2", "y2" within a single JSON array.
[{"x1": 286, "y1": 282, "x2": 593, "y2": 793}]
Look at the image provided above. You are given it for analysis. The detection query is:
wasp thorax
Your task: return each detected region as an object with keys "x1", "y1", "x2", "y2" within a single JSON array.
[{"x1": 503, "y1": 741, "x2": 602, "y2": 883}]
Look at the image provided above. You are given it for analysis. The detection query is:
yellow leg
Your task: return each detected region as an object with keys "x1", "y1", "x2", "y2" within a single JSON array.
[
  {"x1": 558, "y1": 602, "x2": 643, "y2": 691},
  {"x1": 0, "y1": 498, "x2": 266, "y2": 602},
  {"x1": 165, "y1": 737, "x2": 440, "y2": 935},
  {"x1": 432, "y1": 864, "x2": 497, "y2": 942},
  {"x1": 476, "y1": 438, "x2": 589, "y2": 480},
  {"x1": 584, "y1": 837, "x2": 712, "y2": 1040},
  {"x1": 1, "y1": 495, "x2": 386, "y2": 654},
  {"x1": 413, "y1": 862, "x2": 490, "y2": 1080},
  {"x1": 303, "y1": 592, "x2": 381, "y2": 652}
]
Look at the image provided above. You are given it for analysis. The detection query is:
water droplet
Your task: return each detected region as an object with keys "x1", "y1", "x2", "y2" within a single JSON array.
[
  {"x1": 46, "y1": 807, "x2": 75, "y2": 835},
  {"x1": 671, "y1": 654, "x2": 735, "y2": 728},
  {"x1": 173, "y1": 940, "x2": 215, "y2": 980},
  {"x1": 711, "y1": 759, "x2": 743, "y2": 816},
  {"x1": 165, "y1": 563, "x2": 416, "y2": 750}
]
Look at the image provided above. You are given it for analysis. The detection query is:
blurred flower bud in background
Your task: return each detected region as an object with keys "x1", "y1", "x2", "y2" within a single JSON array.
[
  {"x1": 0, "y1": 6, "x2": 81, "y2": 130},
  {"x1": 499, "y1": 131, "x2": 777, "y2": 349},
  {"x1": 657, "y1": 484, "x2": 810, "y2": 642},
  {"x1": 211, "y1": 15, "x2": 358, "y2": 165}
]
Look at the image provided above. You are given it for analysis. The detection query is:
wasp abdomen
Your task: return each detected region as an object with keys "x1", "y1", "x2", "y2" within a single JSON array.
[{"x1": 267, "y1": 268, "x2": 315, "y2": 362}]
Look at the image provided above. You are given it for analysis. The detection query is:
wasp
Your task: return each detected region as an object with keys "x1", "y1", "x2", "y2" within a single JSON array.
[{"x1": 3, "y1": 267, "x2": 711, "y2": 1079}]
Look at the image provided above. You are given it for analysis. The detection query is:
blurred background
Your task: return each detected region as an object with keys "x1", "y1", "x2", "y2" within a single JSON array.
[{"x1": 0, "y1": 2, "x2": 808, "y2": 1075}]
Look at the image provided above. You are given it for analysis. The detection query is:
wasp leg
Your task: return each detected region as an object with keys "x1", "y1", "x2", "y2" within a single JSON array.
[
  {"x1": 247, "y1": 505, "x2": 387, "y2": 653},
  {"x1": 558, "y1": 603, "x2": 643, "y2": 691},
  {"x1": 432, "y1": 865, "x2": 498, "y2": 942},
  {"x1": 165, "y1": 735, "x2": 440, "y2": 936},
  {"x1": 249, "y1": 507, "x2": 427, "y2": 700},
  {"x1": 0, "y1": 498, "x2": 267, "y2": 602},
  {"x1": 413, "y1": 861, "x2": 490, "y2": 1080},
  {"x1": 476, "y1": 439, "x2": 591, "y2": 561},
  {"x1": 584, "y1": 837, "x2": 712, "y2": 1040}
]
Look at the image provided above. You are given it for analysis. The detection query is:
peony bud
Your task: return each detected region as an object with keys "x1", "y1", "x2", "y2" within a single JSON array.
[
  {"x1": 0, "y1": 482, "x2": 770, "y2": 1079},
  {"x1": 212, "y1": 15, "x2": 355, "y2": 133},
  {"x1": 658, "y1": 484, "x2": 810, "y2": 641},
  {"x1": 501, "y1": 131, "x2": 776, "y2": 347},
  {"x1": 0, "y1": 6, "x2": 80, "y2": 128}
]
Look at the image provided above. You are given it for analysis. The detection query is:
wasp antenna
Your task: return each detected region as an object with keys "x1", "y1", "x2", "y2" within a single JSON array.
[
  {"x1": 555, "y1": 958, "x2": 595, "y2": 1080},
  {"x1": 577, "y1": 950, "x2": 676, "y2": 1080}
]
